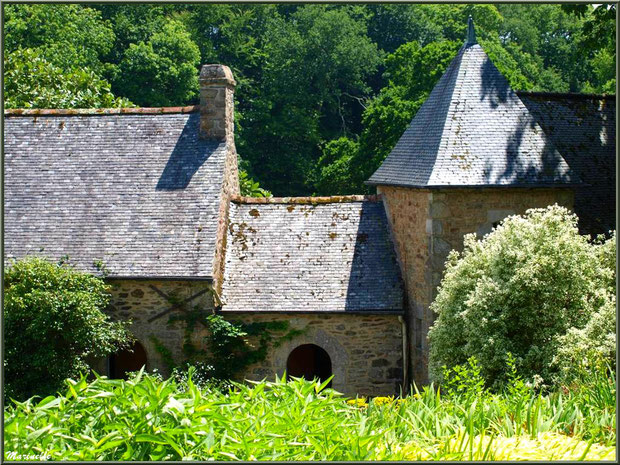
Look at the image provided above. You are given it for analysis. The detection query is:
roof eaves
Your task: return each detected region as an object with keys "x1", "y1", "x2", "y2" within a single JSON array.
[
  {"x1": 516, "y1": 91, "x2": 616, "y2": 101},
  {"x1": 218, "y1": 309, "x2": 405, "y2": 315},
  {"x1": 230, "y1": 194, "x2": 382, "y2": 204},
  {"x1": 4, "y1": 106, "x2": 200, "y2": 116},
  {"x1": 366, "y1": 180, "x2": 584, "y2": 189},
  {"x1": 105, "y1": 275, "x2": 213, "y2": 282}
]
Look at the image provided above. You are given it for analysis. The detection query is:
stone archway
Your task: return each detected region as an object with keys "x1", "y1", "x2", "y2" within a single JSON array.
[
  {"x1": 286, "y1": 344, "x2": 332, "y2": 387},
  {"x1": 109, "y1": 341, "x2": 148, "y2": 380},
  {"x1": 273, "y1": 328, "x2": 348, "y2": 393}
]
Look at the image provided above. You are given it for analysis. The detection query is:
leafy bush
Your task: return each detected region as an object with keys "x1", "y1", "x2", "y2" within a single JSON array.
[
  {"x1": 170, "y1": 362, "x2": 231, "y2": 392},
  {"x1": 428, "y1": 205, "x2": 616, "y2": 388},
  {"x1": 239, "y1": 169, "x2": 272, "y2": 198},
  {"x1": 3, "y1": 257, "x2": 132, "y2": 401},
  {"x1": 4, "y1": 366, "x2": 614, "y2": 460},
  {"x1": 441, "y1": 357, "x2": 487, "y2": 404},
  {"x1": 201, "y1": 314, "x2": 292, "y2": 380},
  {"x1": 553, "y1": 232, "x2": 616, "y2": 383}
]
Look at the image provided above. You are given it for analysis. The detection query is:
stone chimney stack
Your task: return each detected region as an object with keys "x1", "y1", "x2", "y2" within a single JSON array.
[
  {"x1": 201, "y1": 64, "x2": 240, "y2": 294},
  {"x1": 199, "y1": 64, "x2": 236, "y2": 142}
]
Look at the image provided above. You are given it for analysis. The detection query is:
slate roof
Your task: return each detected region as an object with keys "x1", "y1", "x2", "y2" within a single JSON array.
[
  {"x1": 221, "y1": 197, "x2": 404, "y2": 313},
  {"x1": 518, "y1": 92, "x2": 616, "y2": 236},
  {"x1": 4, "y1": 110, "x2": 227, "y2": 278},
  {"x1": 367, "y1": 42, "x2": 579, "y2": 188}
]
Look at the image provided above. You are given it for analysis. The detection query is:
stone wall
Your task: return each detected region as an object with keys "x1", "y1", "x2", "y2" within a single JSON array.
[
  {"x1": 100, "y1": 281, "x2": 403, "y2": 396},
  {"x1": 378, "y1": 187, "x2": 432, "y2": 387},
  {"x1": 378, "y1": 186, "x2": 574, "y2": 384},
  {"x1": 211, "y1": 143, "x2": 240, "y2": 295},
  {"x1": 225, "y1": 312, "x2": 404, "y2": 397},
  {"x1": 102, "y1": 279, "x2": 215, "y2": 377}
]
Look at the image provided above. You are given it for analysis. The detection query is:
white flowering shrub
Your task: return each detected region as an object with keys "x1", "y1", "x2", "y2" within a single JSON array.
[
  {"x1": 553, "y1": 232, "x2": 616, "y2": 383},
  {"x1": 428, "y1": 205, "x2": 615, "y2": 388}
]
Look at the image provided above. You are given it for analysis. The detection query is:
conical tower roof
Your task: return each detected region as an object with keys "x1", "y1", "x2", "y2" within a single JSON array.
[{"x1": 367, "y1": 18, "x2": 580, "y2": 188}]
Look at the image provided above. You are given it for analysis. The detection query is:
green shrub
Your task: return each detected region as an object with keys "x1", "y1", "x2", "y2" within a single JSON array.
[
  {"x1": 441, "y1": 356, "x2": 487, "y2": 404},
  {"x1": 3, "y1": 257, "x2": 132, "y2": 401},
  {"x1": 239, "y1": 169, "x2": 272, "y2": 198},
  {"x1": 428, "y1": 205, "x2": 616, "y2": 388}
]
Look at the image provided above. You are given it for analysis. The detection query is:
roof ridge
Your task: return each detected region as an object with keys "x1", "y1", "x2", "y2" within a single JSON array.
[
  {"x1": 516, "y1": 91, "x2": 615, "y2": 101},
  {"x1": 435, "y1": 45, "x2": 472, "y2": 180},
  {"x1": 230, "y1": 194, "x2": 382, "y2": 204},
  {"x1": 4, "y1": 105, "x2": 200, "y2": 116}
]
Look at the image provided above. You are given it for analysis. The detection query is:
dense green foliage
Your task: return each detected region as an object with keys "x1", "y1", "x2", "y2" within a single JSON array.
[
  {"x1": 3, "y1": 257, "x2": 132, "y2": 401},
  {"x1": 4, "y1": 361, "x2": 615, "y2": 460},
  {"x1": 3, "y1": 4, "x2": 615, "y2": 195},
  {"x1": 239, "y1": 169, "x2": 272, "y2": 198},
  {"x1": 115, "y1": 20, "x2": 201, "y2": 106},
  {"x1": 428, "y1": 206, "x2": 616, "y2": 389},
  {"x1": 4, "y1": 48, "x2": 132, "y2": 109},
  {"x1": 3, "y1": 5, "x2": 131, "y2": 108}
]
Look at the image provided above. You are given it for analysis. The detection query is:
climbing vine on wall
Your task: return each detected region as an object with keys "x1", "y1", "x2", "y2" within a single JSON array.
[
  {"x1": 150, "y1": 302, "x2": 305, "y2": 382},
  {"x1": 148, "y1": 335, "x2": 175, "y2": 373}
]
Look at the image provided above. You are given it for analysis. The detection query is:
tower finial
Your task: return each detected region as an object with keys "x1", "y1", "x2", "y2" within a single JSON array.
[{"x1": 465, "y1": 16, "x2": 477, "y2": 45}]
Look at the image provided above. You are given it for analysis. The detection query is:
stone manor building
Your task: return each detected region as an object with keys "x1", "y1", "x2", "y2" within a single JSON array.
[{"x1": 4, "y1": 22, "x2": 615, "y2": 395}]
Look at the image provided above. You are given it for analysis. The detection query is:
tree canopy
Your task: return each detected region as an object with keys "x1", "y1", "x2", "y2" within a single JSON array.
[{"x1": 3, "y1": 3, "x2": 615, "y2": 196}]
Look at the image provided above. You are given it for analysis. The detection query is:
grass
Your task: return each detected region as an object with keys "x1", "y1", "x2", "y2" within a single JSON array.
[{"x1": 3, "y1": 367, "x2": 616, "y2": 461}]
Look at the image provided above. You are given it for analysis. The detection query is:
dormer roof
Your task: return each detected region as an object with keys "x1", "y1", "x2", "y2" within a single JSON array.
[{"x1": 367, "y1": 19, "x2": 580, "y2": 189}]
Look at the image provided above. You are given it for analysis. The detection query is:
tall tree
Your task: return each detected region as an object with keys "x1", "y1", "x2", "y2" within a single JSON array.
[
  {"x1": 3, "y1": 5, "x2": 131, "y2": 108},
  {"x1": 4, "y1": 4, "x2": 115, "y2": 73},
  {"x1": 115, "y1": 20, "x2": 201, "y2": 107},
  {"x1": 236, "y1": 5, "x2": 382, "y2": 195}
]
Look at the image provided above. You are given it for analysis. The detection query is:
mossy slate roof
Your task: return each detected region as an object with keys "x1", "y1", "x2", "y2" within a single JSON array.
[
  {"x1": 4, "y1": 112, "x2": 226, "y2": 278},
  {"x1": 367, "y1": 44, "x2": 579, "y2": 188},
  {"x1": 221, "y1": 200, "x2": 404, "y2": 313}
]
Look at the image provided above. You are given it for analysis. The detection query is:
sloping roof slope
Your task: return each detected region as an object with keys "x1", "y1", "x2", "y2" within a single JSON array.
[
  {"x1": 221, "y1": 198, "x2": 404, "y2": 313},
  {"x1": 518, "y1": 92, "x2": 616, "y2": 236},
  {"x1": 367, "y1": 43, "x2": 579, "y2": 188},
  {"x1": 4, "y1": 111, "x2": 226, "y2": 278}
]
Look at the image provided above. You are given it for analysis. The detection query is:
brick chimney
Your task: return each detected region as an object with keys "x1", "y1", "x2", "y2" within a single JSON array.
[{"x1": 199, "y1": 64, "x2": 236, "y2": 142}]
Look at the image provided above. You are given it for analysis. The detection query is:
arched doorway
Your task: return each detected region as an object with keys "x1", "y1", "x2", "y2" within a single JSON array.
[
  {"x1": 108, "y1": 341, "x2": 147, "y2": 380},
  {"x1": 286, "y1": 344, "x2": 332, "y2": 387}
]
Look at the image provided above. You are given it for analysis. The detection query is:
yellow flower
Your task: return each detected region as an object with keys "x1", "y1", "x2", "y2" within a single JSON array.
[
  {"x1": 346, "y1": 398, "x2": 368, "y2": 408},
  {"x1": 372, "y1": 396, "x2": 395, "y2": 406}
]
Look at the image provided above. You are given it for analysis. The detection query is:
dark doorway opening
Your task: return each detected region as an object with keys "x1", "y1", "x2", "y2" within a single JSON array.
[
  {"x1": 109, "y1": 341, "x2": 147, "y2": 380},
  {"x1": 286, "y1": 344, "x2": 332, "y2": 387}
]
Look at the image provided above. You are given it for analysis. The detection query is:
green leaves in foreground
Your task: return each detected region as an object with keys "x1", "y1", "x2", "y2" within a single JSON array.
[{"x1": 4, "y1": 368, "x2": 615, "y2": 461}]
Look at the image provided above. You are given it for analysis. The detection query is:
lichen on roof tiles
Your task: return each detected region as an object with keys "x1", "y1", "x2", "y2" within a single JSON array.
[{"x1": 221, "y1": 200, "x2": 404, "y2": 313}]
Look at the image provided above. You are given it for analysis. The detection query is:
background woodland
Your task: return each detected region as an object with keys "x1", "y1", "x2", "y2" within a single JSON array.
[{"x1": 4, "y1": 3, "x2": 615, "y2": 196}]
